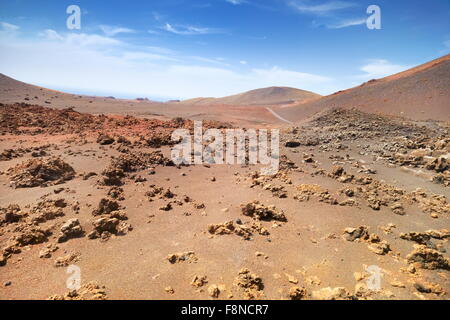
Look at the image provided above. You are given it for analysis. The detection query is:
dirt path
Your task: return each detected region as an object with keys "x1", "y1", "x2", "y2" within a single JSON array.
[{"x1": 265, "y1": 107, "x2": 293, "y2": 124}]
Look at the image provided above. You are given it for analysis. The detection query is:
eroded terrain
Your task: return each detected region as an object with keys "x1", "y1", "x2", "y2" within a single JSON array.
[{"x1": 0, "y1": 103, "x2": 449, "y2": 300}]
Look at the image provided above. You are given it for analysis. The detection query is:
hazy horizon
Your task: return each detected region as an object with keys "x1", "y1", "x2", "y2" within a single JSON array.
[{"x1": 0, "y1": 0, "x2": 449, "y2": 99}]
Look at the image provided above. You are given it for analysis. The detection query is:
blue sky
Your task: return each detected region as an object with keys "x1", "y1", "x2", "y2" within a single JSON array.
[{"x1": 0, "y1": 0, "x2": 449, "y2": 100}]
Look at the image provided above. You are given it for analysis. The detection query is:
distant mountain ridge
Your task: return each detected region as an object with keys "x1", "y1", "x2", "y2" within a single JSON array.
[
  {"x1": 273, "y1": 54, "x2": 450, "y2": 122},
  {"x1": 181, "y1": 86, "x2": 321, "y2": 106},
  {"x1": 1, "y1": 54, "x2": 449, "y2": 123}
]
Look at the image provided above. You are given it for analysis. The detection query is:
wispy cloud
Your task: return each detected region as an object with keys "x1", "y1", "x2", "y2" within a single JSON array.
[
  {"x1": 252, "y1": 66, "x2": 331, "y2": 83},
  {"x1": 328, "y1": 18, "x2": 366, "y2": 29},
  {"x1": 358, "y1": 59, "x2": 411, "y2": 79},
  {"x1": 226, "y1": 0, "x2": 246, "y2": 5},
  {"x1": 0, "y1": 21, "x2": 20, "y2": 32},
  {"x1": 438, "y1": 39, "x2": 450, "y2": 55},
  {"x1": 99, "y1": 25, "x2": 135, "y2": 37},
  {"x1": 143, "y1": 46, "x2": 176, "y2": 55},
  {"x1": 0, "y1": 27, "x2": 335, "y2": 99},
  {"x1": 122, "y1": 51, "x2": 178, "y2": 62},
  {"x1": 163, "y1": 23, "x2": 223, "y2": 35},
  {"x1": 289, "y1": 0, "x2": 356, "y2": 16},
  {"x1": 38, "y1": 29, "x2": 64, "y2": 41},
  {"x1": 152, "y1": 11, "x2": 164, "y2": 22},
  {"x1": 39, "y1": 29, "x2": 122, "y2": 47},
  {"x1": 248, "y1": 35, "x2": 267, "y2": 40},
  {"x1": 444, "y1": 40, "x2": 450, "y2": 49},
  {"x1": 189, "y1": 56, "x2": 230, "y2": 66}
]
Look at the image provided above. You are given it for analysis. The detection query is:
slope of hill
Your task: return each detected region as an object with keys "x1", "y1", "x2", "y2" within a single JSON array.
[
  {"x1": 0, "y1": 74, "x2": 287, "y2": 126},
  {"x1": 182, "y1": 86, "x2": 321, "y2": 106},
  {"x1": 274, "y1": 54, "x2": 450, "y2": 122}
]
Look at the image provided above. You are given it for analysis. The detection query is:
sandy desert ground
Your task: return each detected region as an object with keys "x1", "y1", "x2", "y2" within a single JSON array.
[{"x1": 0, "y1": 56, "x2": 449, "y2": 300}]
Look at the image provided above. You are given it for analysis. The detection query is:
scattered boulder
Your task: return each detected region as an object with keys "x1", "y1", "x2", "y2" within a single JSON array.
[
  {"x1": 289, "y1": 286, "x2": 307, "y2": 300},
  {"x1": 343, "y1": 226, "x2": 369, "y2": 242},
  {"x1": 165, "y1": 286, "x2": 175, "y2": 294},
  {"x1": 285, "y1": 141, "x2": 301, "y2": 148},
  {"x1": 97, "y1": 133, "x2": 114, "y2": 145},
  {"x1": 191, "y1": 275, "x2": 208, "y2": 288},
  {"x1": 82, "y1": 172, "x2": 97, "y2": 180},
  {"x1": 88, "y1": 216, "x2": 132, "y2": 241},
  {"x1": 390, "y1": 202, "x2": 405, "y2": 215},
  {"x1": 414, "y1": 282, "x2": 445, "y2": 295},
  {"x1": 48, "y1": 282, "x2": 107, "y2": 300},
  {"x1": 234, "y1": 268, "x2": 264, "y2": 300},
  {"x1": 166, "y1": 251, "x2": 198, "y2": 264},
  {"x1": 344, "y1": 227, "x2": 391, "y2": 255},
  {"x1": 108, "y1": 187, "x2": 125, "y2": 200},
  {"x1": 367, "y1": 236, "x2": 391, "y2": 255},
  {"x1": 331, "y1": 166, "x2": 345, "y2": 177},
  {"x1": 0, "y1": 254, "x2": 7, "y2": 266},
  {"x1": 208, "y1": 285, "x2": 220, "y2": 298},
  {"x1": 400, "y1": 232, "x2": 436, "y2": 248},
  {"x1": 30, "y1": 199, "x2": 66, "y2": 224},
  {"x1": 54, "y1": 252, "x2": 80, "y2": 267},
  {"x1": 101, "y1": 167, "x2": 125, "y2": 186},
  {"x1": 207, "y1": 221, "x2": 253, "y2": 240},
  {"x1": 92, "y1": 198, "x2": 120, "y2": 216},
  {"x1": 39, "y1": 244, "x2": 59, "y2": 259},
  {"x1": 8, "y1": 158, "x2": 75, "y2": 188},
  {"x1": 426, "y1": 157, "x2": 448, "y2": 173},
  {"x1": 58, "y1": 218, "x2": 84, "y2": 243},
  {"x1": 13, "y1": 226, "x2": 48, "y2": 246},
  {"x1": 312, "y1": 287, "x2": 354, "y2": 300},
  {"x1": 0, "y1": 204, "x2": 24, "y2": 225},
  {"x1": 241, "y1": 201, "x2": 286, "y2": 222},
  {"x1": 406, "y1": 245, "x2": 450, "y2": 270}
]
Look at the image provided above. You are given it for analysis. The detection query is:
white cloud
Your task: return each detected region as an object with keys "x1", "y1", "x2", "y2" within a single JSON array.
[
  {"x1": 163, "y1": 23, "x2": 222, "y2": 35},
  {"x1": 251, "y1": 66, "x2": 331, "y2": 84},
  {"x1": 38, "y1": 29, "x2": 64, "y2": 41},
  {"x1": 143, "y1": 46, "x2": 176, "y2": 55},
  {"x1": 328, "y1": 18, "x2": 366, "y2": 29},
  {"x1": 1, "y1": 21, "x2": 20, "y2": 32},
  {"x1": 359, "y1": 59, "x2": 410, "y2": 79},
  {"x1": 0, "y1": 29, "x2": 336, "y2": 99},
  {"x1": 444, "y1": 40, "x2": 450, "y2": 49},
  {"x1": 189, "y1": 56, "x2": 230, "y2": 66},
  {"x1": 289, "y1": 1, "x2": 356, "y2": 15},
  {"x1": 100, "y1": 25, "x2": 135, "y2": 37},
  {"x1": 226, "y1": 0, "x2": 246, "y2": 5},
  {"x1": 38, "y1": 29, "x2": 122, "y2": 47},
  {"x1": 152, "y1": 11, "x2": 164, "y2": 22},
  {"x1": 0, "y1": 21, "x2": 20, "y2": 39},
  {"x1": 240, "y1": 60, "x2": 248, "y2": 65},
  {"x1": 122, "y1": 51, "x2": 178, "y2": 62}
]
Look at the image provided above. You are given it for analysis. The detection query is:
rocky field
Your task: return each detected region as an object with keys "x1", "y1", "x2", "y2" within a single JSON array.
[{"x1": 0, "y1": 103, "x2": 449, "y2": 300}]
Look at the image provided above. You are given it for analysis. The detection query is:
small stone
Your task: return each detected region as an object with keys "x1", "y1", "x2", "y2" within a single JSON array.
[
  {"x1": 312, "y1": 287, "x2": 353, "y2": 300},
  {"x1": 390, "y1": 280, "x2": 405, "y2": 288},
  {"x1": 165, "y1": 286, "x2": 174, "y2": 294},
  {"x1": 191, "y1": 275, "x2": 208, "y2": 288},
  {"x1": 353, "y1": 272, "x2": 365, "y2": 281},
  {"x1": 285, "y1": 273, "x2": 298, "y2": 284},
  {"x1": 208, "y1": 285, "x2": 220, "y2": 298},
  {"x1": 289, "y1": 286, "x2": 307, "y2": 300}
]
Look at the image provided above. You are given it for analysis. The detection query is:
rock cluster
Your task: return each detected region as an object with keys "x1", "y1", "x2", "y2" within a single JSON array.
[{"x1": 8, "y1": 158, "x2": 75, "y2": 188}]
